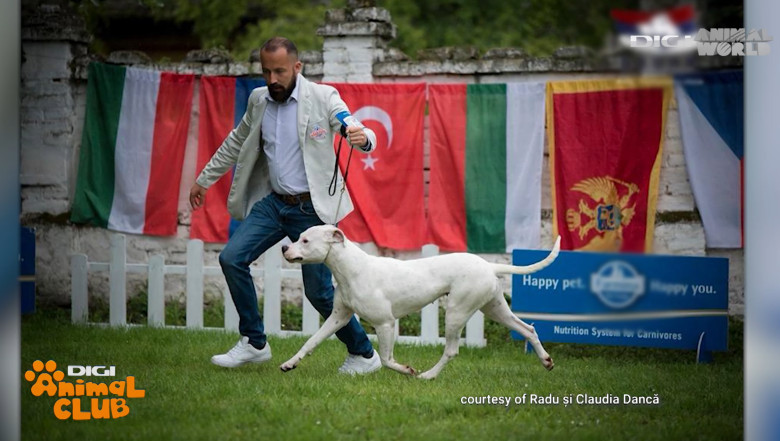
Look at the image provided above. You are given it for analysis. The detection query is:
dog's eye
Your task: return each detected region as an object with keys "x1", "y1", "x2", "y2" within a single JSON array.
[{"x1": 302, "y1": 239, "x2": 308, "y2": 244}]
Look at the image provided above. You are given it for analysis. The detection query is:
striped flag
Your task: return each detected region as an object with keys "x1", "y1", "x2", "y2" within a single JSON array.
[
  {"x1": 548, "y1": 78, "x2": 672, "y2": 253},
  {"x1": 427, "y1": 83, "x2": 546, "y2": 253},
  {"x1": 675, "y1": 71, "x2": 743, "y2": 248},
  {"x1": 189, "y1": 76, "x2": 265, "y2": 243},
  {"x1": 71, "y1": 63, "x2": 195, "y2": 236}
]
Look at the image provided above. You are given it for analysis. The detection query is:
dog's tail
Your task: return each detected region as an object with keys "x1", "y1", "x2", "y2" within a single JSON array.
[{"x1": 490, "y1": 236, "x2": 561, "y2": 275}]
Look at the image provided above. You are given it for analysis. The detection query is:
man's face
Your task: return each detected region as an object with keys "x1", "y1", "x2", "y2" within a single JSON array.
[{"x1": 260, "y1": 48, "x2": 302, "y2": 102}]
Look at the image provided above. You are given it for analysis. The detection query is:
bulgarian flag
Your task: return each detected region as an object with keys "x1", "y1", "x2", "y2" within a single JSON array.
[
  {"x1": 71, "y1": 63, "x2": 195, "y2": 236},
  {"x1": 427, "y1": 83, "x2": 546, "y2": 253},
  {"x1": 331, "y1": 83, "x2": 427, "y2": 250},
  {"x1": 548, "y1": 77, "x2": 672, "y2": 253},
  {"x1": 189, "y1": 76, "x2": 266, "y2": 243}
]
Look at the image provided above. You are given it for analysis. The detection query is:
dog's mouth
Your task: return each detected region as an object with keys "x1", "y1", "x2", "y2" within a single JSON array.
[{"x1": 285, "y1": 256, "x2": 303, "y2": 263}]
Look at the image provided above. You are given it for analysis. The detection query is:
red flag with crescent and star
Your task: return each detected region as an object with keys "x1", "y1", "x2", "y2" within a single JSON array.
[{"x1": 328, "y1": 83, "x2": 426, "y2": 250}]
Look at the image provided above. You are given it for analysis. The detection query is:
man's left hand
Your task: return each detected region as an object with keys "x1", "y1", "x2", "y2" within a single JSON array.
[{"x1": 346, "y1": 125, "x2": 368, "y2": 148}]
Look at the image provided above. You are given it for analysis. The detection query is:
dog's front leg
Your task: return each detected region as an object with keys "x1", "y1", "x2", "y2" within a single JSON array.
[
  {"x1": 375, "y1": 322, "x2": 416, "y2": 376},
  {"x1": 279, "y1": 305, "x2": 354, "y2": 372}
]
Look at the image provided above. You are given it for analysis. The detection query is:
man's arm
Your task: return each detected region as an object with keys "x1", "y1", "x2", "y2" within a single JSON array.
[{"x1": 190, "y1": 91, "x2": 258, "y2": 209}]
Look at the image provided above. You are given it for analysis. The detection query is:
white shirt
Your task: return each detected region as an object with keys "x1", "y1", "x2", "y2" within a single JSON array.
[{"x1": 261, "y1": 79, "x2": 309, "y2": 195}]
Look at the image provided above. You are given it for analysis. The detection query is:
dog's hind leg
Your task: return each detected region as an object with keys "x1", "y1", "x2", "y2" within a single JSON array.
[
  {"x1": 375, "y1": 322, "x2": 416, "y2": 375},
  {"x1": 480, "y1": 294, "x2": 554, "y2": 371},
  {"x1": 417, "y1": 306, "x2": 470, "y2": 380}
]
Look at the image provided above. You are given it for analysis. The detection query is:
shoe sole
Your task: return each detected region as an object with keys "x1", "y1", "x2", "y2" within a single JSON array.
[
  {"x1": 339, "y1": 360, "x2": 382, "y2": 375},
  {"x1": 211, "y1": 356, "x2": 272, "y2": 368}
]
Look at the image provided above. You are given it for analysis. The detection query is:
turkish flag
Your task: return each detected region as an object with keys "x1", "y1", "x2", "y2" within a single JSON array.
[{"x1": 328, "y1": 83, "x2": 426, "y2": 250}]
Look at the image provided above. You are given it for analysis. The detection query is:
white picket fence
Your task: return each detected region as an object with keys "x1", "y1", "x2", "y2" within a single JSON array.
[{"x1": 70, "y1": 234, "x2": 486, "y2": 347}]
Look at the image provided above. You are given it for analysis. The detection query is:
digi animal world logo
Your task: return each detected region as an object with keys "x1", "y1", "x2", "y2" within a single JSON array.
[{"x1": 24, "y1": 360, "x2": 146, "y2": 420}]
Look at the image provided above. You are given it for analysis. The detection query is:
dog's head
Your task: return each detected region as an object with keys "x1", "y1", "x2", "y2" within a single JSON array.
[{"x1": 282, "y1": 225, "x2": 345, "y2": 264}]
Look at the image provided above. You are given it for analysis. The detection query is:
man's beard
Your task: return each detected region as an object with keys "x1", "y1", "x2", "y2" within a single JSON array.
[{"x1": 269, "y1": 76, "x2": 296, "y2": 102}]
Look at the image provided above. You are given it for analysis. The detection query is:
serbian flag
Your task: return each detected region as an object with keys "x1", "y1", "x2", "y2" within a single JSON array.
[
  {"x1": 548, "y1": 78, "x2": 672, "y2": 253},
  {"x1": 330, "y1": 83, "x2": 426, "y2": 250},
  {"x1": 611, "y1": 4, "x2": 697, "y2": 52},
  {"x1": 427, "y1": 83, "x2": 546, "y2": 253},
  {"x1": 675, "y1": 71, "x2": 743, "y2": 248},
  {"x1": 189, "y1": 76, "x2": 265, "y2": 243},
  {"x1": 71, "y1": 63, "x2": 195, "y2": 236}
]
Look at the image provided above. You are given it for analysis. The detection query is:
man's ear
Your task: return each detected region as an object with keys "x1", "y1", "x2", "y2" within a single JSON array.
[{"x1": 330, "y1": 228, "x2": 345, "y2": 244}]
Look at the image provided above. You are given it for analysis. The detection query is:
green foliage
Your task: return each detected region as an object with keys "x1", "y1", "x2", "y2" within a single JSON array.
[
  {"x1": 231, "y1": 0, "x2": 347, "y2": 60},
  {"x1": 381, "y1": 0, "x2": 638, "y2": 57},
  {"x1": 143, "y1": 0, "x2": 250, "y2": 49},
  {"x1": 73, "y1": 0, "x2": 638, "y2": 60}
]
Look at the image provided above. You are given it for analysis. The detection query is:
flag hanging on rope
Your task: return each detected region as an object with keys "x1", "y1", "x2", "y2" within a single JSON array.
[
  {"x1": 427, "y1": 83, "x2": 546, "y2": 253},
  {"x1": 548, "y1": 77, "x2": 672, "y2": 253},
  {"x1": 71, "y1": 62, "x2": 195, "y2": 236},
  {"x1": 675, "y1": 70, "x2": 743, "y2": 248},
  {"x1": 330, "y1": 83, "x2": 427, "y2": 250},
  {"x1": 189, "y1": 76, "x2": 266, "y2": 243}
]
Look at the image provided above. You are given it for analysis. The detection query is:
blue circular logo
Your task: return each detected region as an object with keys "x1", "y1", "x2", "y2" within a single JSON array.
[{"x1": 590, "y1": 261, "x2": 646, "y2": 309}]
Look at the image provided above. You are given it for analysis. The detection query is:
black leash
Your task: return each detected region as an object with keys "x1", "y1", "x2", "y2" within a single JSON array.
[{"x1": 328, "y1": 133, "x2": 355, "y2": 223}]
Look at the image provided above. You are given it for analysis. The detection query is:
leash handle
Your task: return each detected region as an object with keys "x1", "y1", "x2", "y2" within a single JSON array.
[{"x1": 329, "y1": 134, "x2": 355, "y2": 224}]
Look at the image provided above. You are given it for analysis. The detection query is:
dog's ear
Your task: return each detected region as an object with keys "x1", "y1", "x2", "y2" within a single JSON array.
[{"x1": 330, "y1": 228, "x2": 345, "y2": 244}]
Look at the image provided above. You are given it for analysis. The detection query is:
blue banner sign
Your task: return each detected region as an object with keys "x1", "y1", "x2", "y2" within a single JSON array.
[{"x1": 511, "y1": 250, "x2": 729, "y2": 353}]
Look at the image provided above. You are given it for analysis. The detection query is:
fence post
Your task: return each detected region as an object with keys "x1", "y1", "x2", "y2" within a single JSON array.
[
  {"x1": 302, "y1": 296, "x2": 319, "y2": 335},
  {"x1": 186, "y1": 239, "x2": 204, "y2": 329},
  {"x1": 109, "y1": 235, "x2": 127, "y2": 326},
  {"x1": 148, "y1": 255, "x2": 165, "y2": 327},
  {"x1": 420, "y1": 244, "x2": 440, "y2": 344},
  {"x1": 466, "y1": 311, "x2": 485, "y2": 347},
  {"x1": 223, "y1": 286, "x2": 239, "y2": 331},
  {"x1": 71, "y1": 254, "x2": 88, "y2": 324},
  {"x1": 263, "y1": 243, "x2": 283, "y2": 335}
]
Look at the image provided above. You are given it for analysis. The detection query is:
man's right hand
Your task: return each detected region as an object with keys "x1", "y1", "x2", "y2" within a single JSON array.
[{"x1": 189, "y1": 183, "x2": 207, "y2": 210}]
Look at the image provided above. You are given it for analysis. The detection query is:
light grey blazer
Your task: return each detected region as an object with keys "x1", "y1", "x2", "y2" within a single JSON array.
[{"x1": 195, "y1": 74, "x2": 376, "y2": 225}]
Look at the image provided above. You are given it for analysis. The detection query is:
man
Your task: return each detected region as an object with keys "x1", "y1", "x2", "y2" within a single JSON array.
[{"x1": 189, "y1": 37, "x2": 380, "y2": 375}]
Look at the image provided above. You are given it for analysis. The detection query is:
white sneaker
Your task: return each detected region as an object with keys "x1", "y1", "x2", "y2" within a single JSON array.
[
  {"x1": 338, "y1": 350, "x2": 381, "y2": 375},
  {"x1": 211, "y1": 337, "x2": 271, "y2": 368}
]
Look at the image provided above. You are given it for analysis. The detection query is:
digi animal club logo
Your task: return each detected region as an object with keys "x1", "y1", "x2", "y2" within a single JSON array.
[
  {"x1": 565, "y1": 176, "x2": 639, "y2": 251},
  {"x1": 25, "y1": 360, "x2": 146, "y2": 420}
]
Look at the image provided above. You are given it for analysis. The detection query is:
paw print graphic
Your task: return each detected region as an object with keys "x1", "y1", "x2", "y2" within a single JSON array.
[{"x1": 24, "y1": 360, "x2": 64, "y2": 397}]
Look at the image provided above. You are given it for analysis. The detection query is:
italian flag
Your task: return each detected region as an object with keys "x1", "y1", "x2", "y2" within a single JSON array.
[
  {"x1": 71, "y1": 63, "x2": 195, "y2": 236},
  {"x1": 427, "y1": 83, "x2": 546, "y2": 253}
]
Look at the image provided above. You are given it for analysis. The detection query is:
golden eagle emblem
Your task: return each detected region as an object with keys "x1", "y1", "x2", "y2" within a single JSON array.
[{"x1": 565, "y1": 176, "x2": 639, "y2": 251}]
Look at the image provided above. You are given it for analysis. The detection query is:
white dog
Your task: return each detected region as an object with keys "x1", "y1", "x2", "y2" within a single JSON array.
[{"x1": 279, "y1": 225, "x2": 560, "y2": 379}]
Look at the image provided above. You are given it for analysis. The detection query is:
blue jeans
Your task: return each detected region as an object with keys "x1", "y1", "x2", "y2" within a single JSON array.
[{"x1": 218, "y1": 193, "x2": 373, "y2": 356}]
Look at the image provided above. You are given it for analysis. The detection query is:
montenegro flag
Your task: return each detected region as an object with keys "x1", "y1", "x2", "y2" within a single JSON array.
[{"x1": 547, "y1": 78, "x2": 672, "y2": 253}]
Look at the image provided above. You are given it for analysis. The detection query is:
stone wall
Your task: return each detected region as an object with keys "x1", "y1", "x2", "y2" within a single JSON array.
[{"x1": 20, "y1": 3, "x2": 744, "y2": 315}]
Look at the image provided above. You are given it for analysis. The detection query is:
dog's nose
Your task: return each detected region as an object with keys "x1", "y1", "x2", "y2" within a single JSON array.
[{"x1": 281, "y1": 245, "x2": 289, "y2": 253}]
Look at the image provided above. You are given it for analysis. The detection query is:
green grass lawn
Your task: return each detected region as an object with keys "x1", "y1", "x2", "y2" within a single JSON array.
[{"x1": 21, "y1": 307, "x2": 743, "y2": 441}]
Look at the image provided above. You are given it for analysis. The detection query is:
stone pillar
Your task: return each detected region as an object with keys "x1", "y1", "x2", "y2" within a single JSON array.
[
  {"x1": 317, "y1": 2, "x2": 396, "y2": 82},
  {"x1": 20, "y1": 1, "x2": 91, "y2": 216}
]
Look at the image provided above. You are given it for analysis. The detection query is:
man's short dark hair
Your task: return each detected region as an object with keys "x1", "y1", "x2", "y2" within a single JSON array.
[{"x1": 261, "y1": 37, "x2": 298, "y2": 59}]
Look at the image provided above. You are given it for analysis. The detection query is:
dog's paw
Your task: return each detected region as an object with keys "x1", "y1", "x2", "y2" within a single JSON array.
[
  {"x1": 279, "y1": 360, "x2": 298, "y2": 372},
  {"x1": 417, "y1": 370, "x2": 437, "y2": 380},
  {"x1": 543, "y1": 356, "x2": 554, "y2": 371}
]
